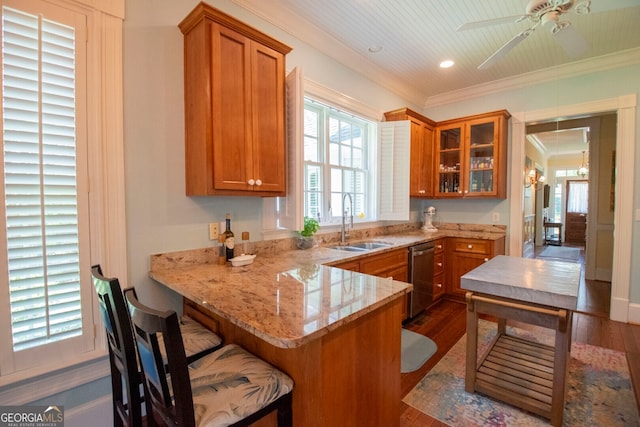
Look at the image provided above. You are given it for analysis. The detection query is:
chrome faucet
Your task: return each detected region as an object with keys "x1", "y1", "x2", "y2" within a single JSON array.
[{"x1": 341, "y1": 192, "x2": 353, "y2": 243}]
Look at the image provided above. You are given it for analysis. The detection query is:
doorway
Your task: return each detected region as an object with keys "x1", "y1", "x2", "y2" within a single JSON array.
[
  {"x1": 524, "y1": 113, "x2": 615, "y2": 282},
  {"x1": 565, "y1": 180, "x2": 588, "y2": 246},
  {"x1": 508, "y1": 94, "x2": 636, "y2": 323}
]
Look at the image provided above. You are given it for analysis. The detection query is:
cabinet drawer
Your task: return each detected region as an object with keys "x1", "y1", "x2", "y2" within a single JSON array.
[
  {"x1": 434, "y1": 239, "x2": 445, "y2": 254},
  {"x1": 381, "y1": 265, "x2": 408, "y2": 282},
  {"x1": 332, "y1": 259, "x2": 360, "y2": 272},
  {"x1": 434, "y1": 252, "x2": 445, "y2": 275},
  {"x1": 453, "y1": 239, "x2": 490, "y2": 255},
  {"x1": 433, "y1": 273, "x2": 445, "y2": 300},
  {"x1": 360, "y1": 249, "x2": 408, "y2": 277}
]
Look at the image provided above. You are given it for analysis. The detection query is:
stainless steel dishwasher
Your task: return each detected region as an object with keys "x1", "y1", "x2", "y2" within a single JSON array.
[{"x1": 408, "y1": 241, "x2": 435, "y2": 318}]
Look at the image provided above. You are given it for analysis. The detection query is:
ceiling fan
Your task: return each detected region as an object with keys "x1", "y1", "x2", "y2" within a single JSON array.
[{"x1": 457, "y1": 0, "x2": 631, "y2": 70}]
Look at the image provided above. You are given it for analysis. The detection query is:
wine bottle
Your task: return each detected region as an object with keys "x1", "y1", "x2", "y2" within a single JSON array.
[{"x1": 224, "y1": 213, "x2": 235, "y2": 261}]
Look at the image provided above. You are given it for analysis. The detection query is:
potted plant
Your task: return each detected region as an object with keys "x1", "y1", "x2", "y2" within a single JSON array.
[{"x1": 296, "y1": 217, "x2": 320, "y2": 249}]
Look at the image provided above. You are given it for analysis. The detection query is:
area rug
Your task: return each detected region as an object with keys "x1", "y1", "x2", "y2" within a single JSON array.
[
  {"x1": 538, "y1": 245, "x2": 581, "y2": 261},
  {"x1": 403, "y1": 320, "x2": 639, "y2": 426},
  {"x1": 401, "y1": 329, "x2": 438, "y2": 373}
]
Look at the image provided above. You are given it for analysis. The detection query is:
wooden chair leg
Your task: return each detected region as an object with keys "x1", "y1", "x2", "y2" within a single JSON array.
[{"x1": 276, "y1": 393, "x2": 293, "y2": 427}]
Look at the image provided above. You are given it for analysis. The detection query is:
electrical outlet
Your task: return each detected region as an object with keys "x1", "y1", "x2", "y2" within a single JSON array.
[
  {"x1": 209, "y1": 223, "x2": 219, "y2": 240},
  {"x1": 492, "y1": 212, "x2": 500, "y2": 222}
]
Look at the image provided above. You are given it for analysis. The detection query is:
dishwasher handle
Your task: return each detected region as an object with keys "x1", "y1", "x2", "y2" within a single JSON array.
[{"x1": 410, "y1": 243, "x2": 434, "y2": 258}]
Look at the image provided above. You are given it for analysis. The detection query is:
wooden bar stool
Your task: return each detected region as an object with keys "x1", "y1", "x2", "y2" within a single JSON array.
[
  {"x1": 124, "y1": 287, "x2": 294, "y2": 427},
  {"x1": 91, "y1": 265, "x2": 223, "y2": 426}
]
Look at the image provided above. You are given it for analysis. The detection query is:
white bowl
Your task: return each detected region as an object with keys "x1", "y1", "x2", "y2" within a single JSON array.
[{"x1": 229, "y1": 254, "x2": 256, "y2": 267}]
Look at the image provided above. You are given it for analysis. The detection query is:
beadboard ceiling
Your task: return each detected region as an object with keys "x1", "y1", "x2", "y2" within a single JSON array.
[{"x1": 232, "y1": 0, "x2": 640, "y2": 108}]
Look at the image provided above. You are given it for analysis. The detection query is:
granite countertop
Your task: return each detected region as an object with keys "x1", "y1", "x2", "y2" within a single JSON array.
[
  {"x1": 460, "y1": 255, "x2": 580, "y2": 310},
  {"x1": 150, "y1": 225, "x2": 506, "y2": 349}
]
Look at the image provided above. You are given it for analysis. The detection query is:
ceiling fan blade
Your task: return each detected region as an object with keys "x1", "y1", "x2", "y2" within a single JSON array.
[
  {"x1": 477, "y1": 27, "x2": 536, "y2": 70},
  {"x1": 457, "y1": 14, "x2": 529, "y2": 31},
  {"x1": 553, "y1": 23, "x2": 590, "y2": 57}
]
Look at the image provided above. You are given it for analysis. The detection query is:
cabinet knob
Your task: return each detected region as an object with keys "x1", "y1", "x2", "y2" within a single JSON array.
[
  {"x1": 436, "y1": 283, "x2": 442, "y2": 288},
  {"x1": 437, "y1": 262, "x2": 443, "y2": 267},
  {"x1": 436, "y1": 244, "x2": 442, "y2": 249},
  {"x1": 464, "y1": 190, "x2": 468, "y2": 194},
  {"x1": 467, "y1": 244, "x2": 473, "y2": 249},
  {"x1": 248, "y1": 179, "x2": 255, "y2": 185},
  {"x1": 255, "y1": 179, "x2": 262, "y2": 186},
  {"x1": 419, "y1": 190, "x2": 425, "y2": 194},
  {"x1": 484, "y1": 258, "x2": 489, "y2": 262}
]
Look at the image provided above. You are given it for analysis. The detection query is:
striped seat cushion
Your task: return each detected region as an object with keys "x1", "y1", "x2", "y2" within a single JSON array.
[{"x1": 187, "y1": 344, "x2": 293, "y2": 426}]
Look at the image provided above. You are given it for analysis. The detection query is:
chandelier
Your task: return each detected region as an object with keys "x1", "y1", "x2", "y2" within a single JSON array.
[{"x1": 578, "y1": 150, "x2": 589, "y2": 178}]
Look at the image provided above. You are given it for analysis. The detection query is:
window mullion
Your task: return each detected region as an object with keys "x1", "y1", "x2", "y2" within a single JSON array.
[{"x1": 321, "y1": 106, "x2": 332, "y2": 220}]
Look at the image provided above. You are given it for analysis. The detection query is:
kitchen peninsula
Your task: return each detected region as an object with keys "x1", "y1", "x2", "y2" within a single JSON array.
[
  {"x1": 150, "y1": 250, "x2": 411, "y2": 426},
  {"x1": 149, "y1": 225, "x2": 505, "y2": 426}
]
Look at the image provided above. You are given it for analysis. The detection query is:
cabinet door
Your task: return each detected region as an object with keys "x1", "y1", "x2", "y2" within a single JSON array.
[
  {"x1": 466, "y1": 117, "x2": 498, "y2": 198},
  {"x1": 449, "y1": 252, "x2": 488, "y2": 297},
  {"x1": 435, "y1": 123, "x2": 463, "y2": 197},
  {"x1": 409, "y1": 120, "x2": 434, "y2": 197},
  {"x1": 251, "y1": 42, "x2": 286, "y2": 193},
  {"x1": 211, "y1": 24, "x2": 253, "y2": 192}
]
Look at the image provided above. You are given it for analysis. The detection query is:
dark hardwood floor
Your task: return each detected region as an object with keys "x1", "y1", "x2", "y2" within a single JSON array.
[{"x1": 400, "y1": 246, "x2": 640, "y2": 426}]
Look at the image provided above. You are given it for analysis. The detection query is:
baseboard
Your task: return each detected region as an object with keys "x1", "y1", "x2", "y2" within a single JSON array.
[
  {"x1": 65, "y1": 394, "x2": 112, "y2": 427},
  {"x1": 628, "y1": 302, "x2": 640, "y2": 325},
  {"x1": 595, "y1": 268, "x2": 612, "y2": 282},
  {"x1": 610, "y1": 297, "x2": 630, "y2": 323}
]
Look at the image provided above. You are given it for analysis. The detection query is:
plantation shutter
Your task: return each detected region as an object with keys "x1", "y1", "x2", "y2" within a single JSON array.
[
  {"x1": 378, "y1": 120, "x2": 410, "y2": 220},
  {"x1": 2, "y1": 6, "x2": 83, "y2": 351}
]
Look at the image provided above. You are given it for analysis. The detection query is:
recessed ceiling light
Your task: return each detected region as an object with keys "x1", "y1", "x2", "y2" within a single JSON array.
[
  {"x1": 368, "y1": 45, "x2": 383, "y2": 53},
  {"x1": 439, "y1": 60, "x2": 455, "y2": 68}
]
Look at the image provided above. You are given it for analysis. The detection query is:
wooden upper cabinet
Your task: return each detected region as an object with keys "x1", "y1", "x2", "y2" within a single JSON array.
[
  {"x1": 180, "y1": 3, "x2": 292, "y2": 196},
  {"x1": 435, "y1": 110, "x2": 510, "y2": 199},
  {"x1": 384, "y1": 108, "x2": 436, "y2": 198}
]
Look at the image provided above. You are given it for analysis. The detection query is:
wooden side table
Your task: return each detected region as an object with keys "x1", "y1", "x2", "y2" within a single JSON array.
[
  {"x1": 461, "y1": 256, "x2": 580, "y2": 427},
  {"x1": 543, "y1": 222, "x2": 563, "y2": 246}
]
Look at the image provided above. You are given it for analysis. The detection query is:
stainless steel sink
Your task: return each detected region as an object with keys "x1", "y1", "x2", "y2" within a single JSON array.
[
  {"x1": 328, "y1": 245, "x2": 368, "y2": 252},
  {"x1": 328, "y1": 241, "x2": 392, "y2": 252},
  {"x1": 349, "y1": 242, "x2": 392, "y2": 250}
]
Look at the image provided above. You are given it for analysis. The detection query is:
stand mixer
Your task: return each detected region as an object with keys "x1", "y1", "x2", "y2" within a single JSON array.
[{"x1": 422, "y1": 206, "x2": 437, "y2": 231}]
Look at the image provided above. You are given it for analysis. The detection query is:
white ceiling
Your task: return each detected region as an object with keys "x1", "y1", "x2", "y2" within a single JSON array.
[
  {"x1": 232, "y1": 0, "x2": 640, "y2": 107},
  {"x1": 527, "y1": 128, "x2": 589, "y2": 158}
]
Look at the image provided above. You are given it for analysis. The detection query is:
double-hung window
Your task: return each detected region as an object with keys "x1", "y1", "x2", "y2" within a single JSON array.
[
  {"x1": 264, "y1": 71, "x2": 410, "y2": 235},
  {"x1": 303, "y1": 98, "x2": 375, "y2": 224}
]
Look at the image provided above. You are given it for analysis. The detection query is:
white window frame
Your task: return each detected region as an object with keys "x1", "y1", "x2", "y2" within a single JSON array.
[
  {"x1": 0, "y1": 0, "x2": 125, "y2": 403},
  {"x1": 303, "y1": 97, "x2": 376, "y2": 225},
  {"x1": 263, "y1": 73, "x2": 410, "y2": 237}
]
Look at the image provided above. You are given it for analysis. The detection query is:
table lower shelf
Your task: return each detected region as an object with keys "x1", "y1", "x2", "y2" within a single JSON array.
[{"x1": 475, "y1": 334, "x2": 556, "y2": 419}]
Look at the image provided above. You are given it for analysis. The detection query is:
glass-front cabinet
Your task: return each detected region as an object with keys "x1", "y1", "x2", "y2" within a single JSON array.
[{"x1": 435, "y1": 110, "x2": 510, "y2": 199}]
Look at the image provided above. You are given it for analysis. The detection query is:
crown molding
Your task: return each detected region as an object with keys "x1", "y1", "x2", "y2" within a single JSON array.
[
  {"x1": 424, "y1": 48, "x2": 640, "y2": 108},
  {"x1": 230, "y1": 0, "x2": 425, "y2": 108},
  {"x1": 525, "y1": 134, "x2": 548, "y2": 157},
  {"x1": 232, "y1": 1, "x2": 639, "y2": 112}
]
